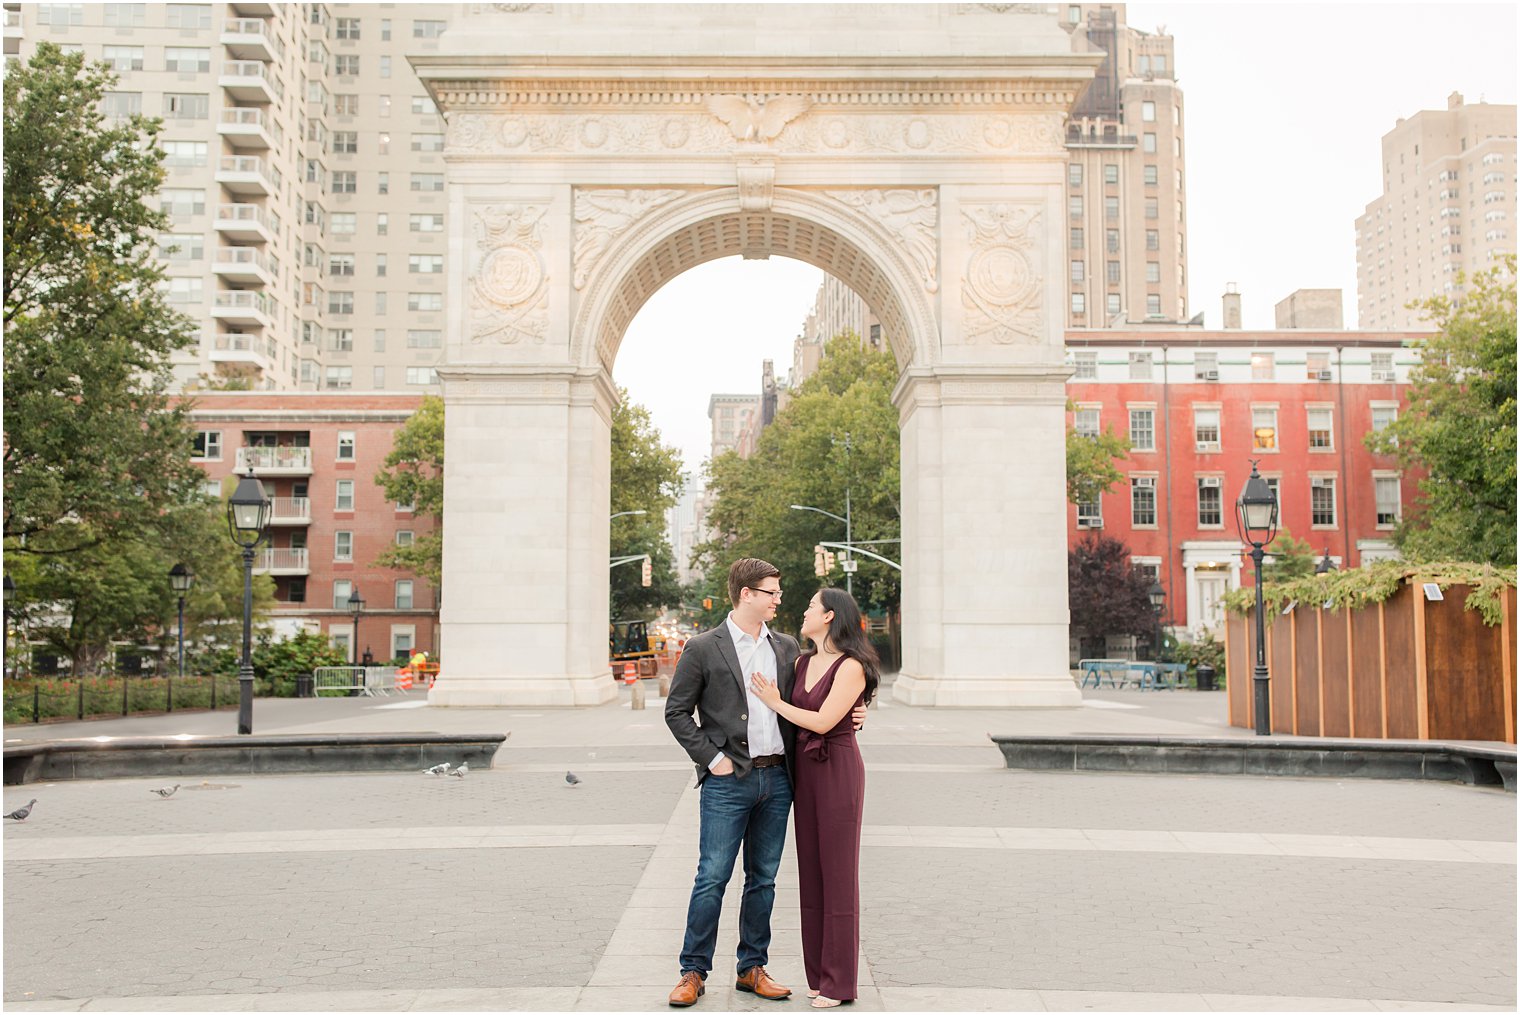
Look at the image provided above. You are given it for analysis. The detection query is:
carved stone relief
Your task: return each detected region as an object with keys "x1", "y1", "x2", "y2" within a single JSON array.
[
  {"x1": 572, "y1": 189, "x2": 685, "y2": 290},
  {"x1": 823, "y1": 189, "x2": 938, "y2": 293},
  {"x1": 705, "y1": 95, "x2": 812, "y2": 142},
  {"x1": 469, "y1": 204, "x2": 550, "y2": 345},
  {"x1": 960, "y1": 204, "x2": 1044, "y2": 345}
]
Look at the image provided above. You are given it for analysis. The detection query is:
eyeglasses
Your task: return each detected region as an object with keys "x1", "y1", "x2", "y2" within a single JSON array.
[{"x1": 745, "y1": 586, "x2": 782, "y2": 600}]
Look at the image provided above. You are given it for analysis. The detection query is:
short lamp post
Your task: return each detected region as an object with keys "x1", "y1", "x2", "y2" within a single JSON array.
[
  {"x1": 1316, "y1": 547, "x2": 1336, "y2": 575},
  {"x1": 1235, "y1": 460, "x2": 1280, "y2": 736},
  {"x1": 227, "y1": 468, "x2": 271, "y2": 735},
  {"x1": 168, "y1": 564, "x2": 194, "y2": 679},
  {"x1": 348, "y1": 588, "x2": 365, "y2": 669},
  {"x1": 3, "y1": 574, "x2": 14, "y2": 680},
  {"x1": 1147, "y1": 580, "x2": 1165, "y2": 663}
]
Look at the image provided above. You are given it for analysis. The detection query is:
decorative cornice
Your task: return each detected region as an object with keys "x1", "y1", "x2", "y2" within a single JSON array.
[{"x1": 428, "y1": 80, "x2": 1082, "y2": 112}]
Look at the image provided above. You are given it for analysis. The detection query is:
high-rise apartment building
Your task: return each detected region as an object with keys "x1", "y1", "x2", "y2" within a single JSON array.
[
  {"x1": 1062, "y1": 3, "x2": 1189, "y2": 328},
  {"x1": 7, "y1": 2, "x2": 454, "y2": 394},
  {"x1": 1355, "y1": 92, "x2": 1517, "y2": 330}
]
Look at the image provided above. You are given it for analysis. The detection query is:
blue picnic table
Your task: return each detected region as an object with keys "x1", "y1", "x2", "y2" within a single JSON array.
[{"x1": 1078, "y1": 659, "x2": 1188, "y2": 691}]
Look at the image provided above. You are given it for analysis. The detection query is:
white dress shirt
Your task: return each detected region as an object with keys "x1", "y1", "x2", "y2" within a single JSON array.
[{"x1": 708, "y1": 613, "x2": 785, "y2": 771}]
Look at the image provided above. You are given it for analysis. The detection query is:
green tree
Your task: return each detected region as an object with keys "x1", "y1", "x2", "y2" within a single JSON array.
[
  {"x1": 610, "y1": 392, "x2": 685, "y2": 619},
  {"x1": 1068, "y1": 534, "x2": 1159, "y2": 651},
  {"x1": 1066, "y1": 404, "x2": 1129, "y2": 505},
  {"x1": 374, "y1": 395, "x2": 443, "y2": 584},
  {"x1": 4, "y1": 43, "x2": 202, "y2": 554},
  {"x1": 697, "y1": 335, "x2": 901, "y2": 634},
  {"x1": 1366, "y1": 256, "x2": 1516, "y2": 564},
  {"x1": 1262, "y1": 529, "x2": 1321, "y2": 581}
]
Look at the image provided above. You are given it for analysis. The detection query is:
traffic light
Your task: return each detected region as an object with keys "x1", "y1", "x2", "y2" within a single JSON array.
[
  {"x1": 640, "y1": 556, "x2": 652, "y2": 587},
  {"x1": 823, "y1": 549, "x2": 836, "y2": 574},
  {"x1": 702, "y1": 596, "x2": 713, "y2": 610},
  {"x1": 813, "y1": 544, "x2": 826, "y2": 577}
]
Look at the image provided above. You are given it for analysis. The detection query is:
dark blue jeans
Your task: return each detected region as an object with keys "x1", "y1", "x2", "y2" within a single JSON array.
[{"x1": 679, "y1": 764, "x2": 793, "y2": 978}]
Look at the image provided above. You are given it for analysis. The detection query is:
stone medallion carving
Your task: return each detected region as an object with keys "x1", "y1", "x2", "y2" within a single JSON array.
[
  {"x1": 961, "y1": 204, "x2": 1043, "y2": 344},
  {"x1": 469, "y1": 204, "x2": 549, "y2": 344},
  {"x1": 705, "y1": 95, "x2": 811, "y2": 142},
  {"x1": 572, "y1": 189, "x2": 685, "y2": 290},
  {"x1": 824, "y1": 190, "x2": 939, "y2": 293}
]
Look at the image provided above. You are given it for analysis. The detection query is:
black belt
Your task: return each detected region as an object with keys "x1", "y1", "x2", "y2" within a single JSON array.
[{"x1": 751, "y1": 754, "x2": 786, "y2": 769}]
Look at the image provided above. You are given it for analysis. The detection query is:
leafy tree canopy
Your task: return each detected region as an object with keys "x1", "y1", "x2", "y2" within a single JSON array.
[
  {"x1": 1067, "y1": 533, "x2": 1158, "y2": 640},
  {"x1": 1066, "y1": 402, "x2": 1129, "y2": 505},
  {"x1": 1366, "y1": 255, "x2": 1516, "y2": 565},
  {"x1": 4, "y1": 43, "x2": 201, "y2": 553},
  {"x1": 610, "y1": 391, "x2": 685, "y2": 619},
  {"x1": 374, "y1": 395, "x2": 444, "y2": 584}
]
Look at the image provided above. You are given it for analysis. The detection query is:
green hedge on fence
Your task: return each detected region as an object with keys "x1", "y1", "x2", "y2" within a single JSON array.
[{"x1": 2, "y1": 675, "x2": 284, "y2": 725}]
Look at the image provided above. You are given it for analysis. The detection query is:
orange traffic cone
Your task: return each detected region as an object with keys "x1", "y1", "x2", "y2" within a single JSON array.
[{"x1": 622, "y1": 662, "x2": 637, "y2": 684}]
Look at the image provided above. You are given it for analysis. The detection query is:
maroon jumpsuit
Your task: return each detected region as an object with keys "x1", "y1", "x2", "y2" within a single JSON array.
[{"x1": 791, "y1": 654, "x2": 865, "y2": 1002}]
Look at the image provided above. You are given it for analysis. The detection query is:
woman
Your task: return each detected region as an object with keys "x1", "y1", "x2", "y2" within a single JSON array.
[{"x1": 749, "y1": 587, "x2": 878, "y2": 1008}]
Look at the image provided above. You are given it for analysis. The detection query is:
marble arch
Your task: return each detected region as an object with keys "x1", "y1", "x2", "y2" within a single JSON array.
[{"x1": 415, "y1": 3, "x2": 1099, "y2": 708}]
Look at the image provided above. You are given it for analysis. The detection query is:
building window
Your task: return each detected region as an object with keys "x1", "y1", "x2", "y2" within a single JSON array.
[
  {"x1": 332, "y1": 131, "x2": 358, "y2": 154},
  {"x1": 1194, "y1": 352, "x2": 1218, "y2": 381},
  {"x1": 157, "y1": 233, "x2": 202, "y2": 261},
  {"x1": 334, "y1": 530, "x2": 353, "y2": 561},
  {"x1": 331, "y1": 213, "x2": 357, "y2": 235},
  {"x1": 332, "y1": 171, "x2": 357, "y2": 194},
  {"x1": 334, "y1": 95, "x2": 360, "y2": 116},
  {"x1": 1375, "y1": 475, "x2": 1401, "y2": 527},
  {"x1": 1129, "y1": 408, "x2": 1155, "y2": 451},
  {"x1": 102, "y1": 92, "x2": 143, "y2": 119},
  {"x1": 1141, "y1": 100, "x2": 1156, "y2": 122},
  {"x1": 37, "y1": 4, "x2": 85, "y2": 25},
  {"x1": 333, "y1": 579, "x2": 352, "y2": 611},
  {"x1": 374, "y1": 329, "x2": 387, "y2": 352},
  {"x1": 408, "y1": 293, "x2": 444, "y2": 312},
  {"x1": 376, "y1": 213, "x2": 389, "y2": 236},
  {"x1": 410, "y1": 173, "x2": 445, "y2": 192},
  {"x1": 103, "y1": 5, "x2": 146, "y2": 27},
  {"x1": 1193, "y1": 407, "x2": 1220, "y2": 451},
  {"x1": 163, "y1": 92, "x2": 208, "y2": 120},
  {"x1": 1069, "y1": 163, "x2": 1083, "y2": 187},
  {"x1": 1070, "y1": 260, "x2": 1085, "y2": 283},
  {"x1": 406, "y1": 367, "x2": 438, "y2": 386},
  {"x1": 103, "y1": 46, "x2": 145, "y2": 72},
  {"x1": 1146, "y1": 294, "x2": 1162, "y2": 317},
  {"x1": 1070, "y1": 227, "x2": 1084, "y2": 249},
  {"x1": 1069, "y1": 196, "x2": 1083, "y2": 221},
  {"x1": 1306, "y1": 351, "x2": 1331, "y2": 381},
  {"x1": 1250, "y1": 352, "x2": 1275, "y2": 381},
  {"x1": 395, "y1": 580, "x2": 414, "y2": 610},
  {"x1": 1131, "y1": 476, "x2": 1157, "y2": 527},
  {"x1": 375, "y1": 292, "x2": 388, "y2": 314},
  {"x1": 159, "y1": 189, "x2": 205, "y2": 218},
  {"x1": 1143, "y1": 133, "x2": 1157, "y2": 153},
  {"x1": 1107, "y1": 229, "x2": 1120, "y2": 253},
  {"x1": 335, "y1": 480, "x2": 355, "y2": 512},
  {"x1": 1252, "y1": 407, "x2": 1278, "y2": 451},
  {"x1": 396, "y1": 530, "x2": 415, "y2": 547},
  {"x1": 337, "y1": 431, "x2": 356, "y2": 461},
  {"x1": 1143, "y1": 261, "x2": 1160, "y2": 284},
  {"x1": 329, "y1": 329, "x2": 353, "y2": 351},
  {"x1": 1073, "y1": 351, "x2": 1097, "y2": 380},
  {"x1": 1307, "y1": 407, "x2": 1334, "y2": 450},
  {"x1": 328, "y1": 291, "x2": 354, "y2": 314},
  {"x1": 1311, "y1": 477, "x2": 1337, "y2": 527},
  {"x1": 1146, "y1": 229, "x2": 1159, "y2": 251},
  {"x1": 165, "y1": 3, "x2": 210, "y2": 28},
  {"x1": 335, "y1": 55, "x2": 360, "y2": 76},
  {"x1": 1104, "y1": 196, "x2": 1119, "y2": 220},
  {"x1": 1371, "y1": 405, "x2": 1398, "y2": 441},
  {"x1": 1077, "y1": 493, "x2": 1102, "y2": 529},
  {"x1": 1144, "y1": 165, "x2": 1158, "y2": 186},
  {"x1": 164, "y1": 47, "x2": 210, "y2": 73},
  {"x1": 1104, "y1": 163, "x2": 1119, "y2": 185},
  {"x1": 411, "y1": 95, "x2": 438, "y2": 116},
  {"x1": 1197, "y1": 477, "x2": 1223, "y2": 527},
  {"x1": 328, "y1": 253, "x2": 355, "y2": 277},
  {"x1": 406, "y1": 329, "x2": 443, "y2": 348},
  {"x1": 335, "y1": 16, "x2": 360, "y2": 40},
  {"x1": 1073, "y1": 407, "x2": 1100, "y2": 438},
  {"x1": 1107, "y1": 293, "x2": 1122, "y2": 315},
  {"x1": 1070, "y1": 293, "x2": 1086, "y2": 316},
  {"x1": 325, "y1": 366, "x2": 354, "y2": 389},
  {"x1": 373, "y1": 366, "x2": 386, "y2": 389},
  {"x1": 1106, "y1": 260, "x2": 1121, "y2": 285},
  {"x1": 411, "y1": 133, "x2": 445, "y2": 152},
  {"x1": 1128, "y1": 351, "x2": 1152, "y2": 381},
  {"x1": 409, "y1": 214, "x2": 444, "y2": 232},
  {"x1": 162, "y1": 276, "x2": 202, "y2": 304},
  {"x1": 191, "y1": 430, "x2": 222, "y2": 460},
  {"x1": 413, "y1": 19, "x2": 447, "y2": 38},
  {"x1": 1144, "y1": 198, "x2": 1159, "y2": 220}
]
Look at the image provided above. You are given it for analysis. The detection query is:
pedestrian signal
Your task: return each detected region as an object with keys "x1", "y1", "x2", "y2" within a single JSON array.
[
  {"x1": 640, "y1": 556, "x2": 652, "y2": 587},
  {"x1": 823, "y1": 549, "x2": 836, "y2": 574},
  {"x1": 813, "y1": 544, "x2": 826, "y2": 577}
]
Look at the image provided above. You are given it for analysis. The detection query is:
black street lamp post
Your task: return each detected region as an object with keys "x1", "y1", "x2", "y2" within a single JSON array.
[
  {"x1": 1147, "y1": 580, "x2": 1166, "y2": 664},
  {"x1": 227, "y1": 467, "x2": 271, "y2": 735},
  {"x1": 1235, "y1": 460, "x2": 1280, "y2": 736},
  {"x1": 168, "y1": 564, "x2": 194, "y2": 680},
  {"x1": 348, "y1": 588, "x2": 365, "y2": 668},
  {"x1": 3, "y1": 574, "x2": 14, "y2": 680},
  {"x1": 1315, "y1": 546, "x2": 1336, "y2": 575}
]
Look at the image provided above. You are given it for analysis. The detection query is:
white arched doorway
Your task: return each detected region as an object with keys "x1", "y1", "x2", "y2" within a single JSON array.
[{"x1": 416, "y1": 4, "x2": 1097, "y2": 707}]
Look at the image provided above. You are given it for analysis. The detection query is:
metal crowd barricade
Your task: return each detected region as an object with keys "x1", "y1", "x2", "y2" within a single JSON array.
[{"x1": 363, "y1": 666, "x2": 400, "y2": 696}]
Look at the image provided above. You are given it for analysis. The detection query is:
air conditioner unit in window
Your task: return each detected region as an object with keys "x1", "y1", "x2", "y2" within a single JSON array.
[
  {"x1": 1202, "y1": 369, "x2": 1220, "y2": 381},
  {"x1": 1314, "y1": 370, "x2": 1333, "y2": 381},
  {"x1": 1371, "y1": 370, "x2": 1394, "y2": 381}
]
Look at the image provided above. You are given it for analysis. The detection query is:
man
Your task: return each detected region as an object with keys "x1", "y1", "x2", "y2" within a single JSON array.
[{"x1": 664, "y1": 558, "x2": 865, "y2": 1007}]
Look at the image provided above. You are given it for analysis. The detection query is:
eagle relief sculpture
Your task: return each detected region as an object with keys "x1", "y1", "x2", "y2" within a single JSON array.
[{"x1": 705, "y1": 95, "x2": 812, "y2": 143}]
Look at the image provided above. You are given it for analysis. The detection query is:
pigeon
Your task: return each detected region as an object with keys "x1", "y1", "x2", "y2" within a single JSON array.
[
  {"x1": 5, "y1": 799, "x2": 37, "y2": 821},
  {"x1": 425, "y1": 763, "x2": 451, "y2": 777},
  {"x1": 448, "y1": 762, "x2": 468, "y2": 778},
  {"x1": 565, "y1": 771, "x2": 581, "y2": 787},
  {"x1": 150, "y1": 785, "x2": 180, "y2": 799}
]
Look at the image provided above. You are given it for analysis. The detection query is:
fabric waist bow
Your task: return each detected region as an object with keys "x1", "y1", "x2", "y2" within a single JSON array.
[{"x1": 799, "y1": 728, "x2": 853, "y2": 762}]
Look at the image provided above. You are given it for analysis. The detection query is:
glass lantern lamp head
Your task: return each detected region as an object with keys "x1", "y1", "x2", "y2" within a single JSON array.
[
  {"x1": 1235, "y1": 460, "x2": 1278, "y2": 547},
  {"x1": 1147, "y1": 580, "x2": 1165, "y2": 610},
  {"x1": 169, "y1": 562, "x2": 195, "y2": 594},
  {"x1": 348, "y1": 588, "x2": 365, "y2": 618},
  {"x1": 227, "y1": 468, "x2": 271, "y2": 548}
]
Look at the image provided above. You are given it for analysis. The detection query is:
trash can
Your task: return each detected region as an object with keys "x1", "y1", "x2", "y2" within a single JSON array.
[
  {"x1": 296, "y1": 672, "x2": 314, "y2": 698},
  {"x1": 1195, "y1": 663, "x2": 1217, "y2": 692}
]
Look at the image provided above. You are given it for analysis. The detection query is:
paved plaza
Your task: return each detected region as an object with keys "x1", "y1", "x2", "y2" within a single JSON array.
[{"x1": 4, "y1": 682, "x2": 1515, "y2": 1012}]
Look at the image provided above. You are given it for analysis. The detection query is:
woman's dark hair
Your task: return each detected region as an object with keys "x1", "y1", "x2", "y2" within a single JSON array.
[{"x1": 811, "y1": 587, "x2": 880, "y2": 706}]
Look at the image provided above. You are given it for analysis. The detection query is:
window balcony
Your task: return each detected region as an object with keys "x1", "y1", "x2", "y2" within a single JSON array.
[
  {"x1": 210, "y1": 289, "x2": 272, "y2": 328},
  {"x1": 268, "y1": 497, "x2": 312, "y2": 526},
  {"x1": 236, "y1": 446, "x2": 313, "y2": 476},
  {"x1": 218, "y1": 60, "x2": 281, "y2": 105},
  {"x1": 213, "y1": 203, "x2": 274, "y2": 244},
  {"x1": 229, "y1": 1, "x2": 274, "y2": 15},
  {"x1": 4, "y1": 8, "x2": 22, "y2": 36},
  {"x1": 211, "y1": 245, "x2": 273, "y2": 285},
  {"x1": 252, "y1": 548, "x2": 310, "y2": 576},
  {"x1": 221, "y1": 17, "x2": 280, "y2": 62},
  {"x1": 208, "y1": 332, "x2": 273, "y2": 370},
  {"x1": 215, "y1": 155, "x2": 278, "y2": 198},
  {"x1": 216, "y1": 107, "x2": 277, "y2": 150},
  {"x1": 1065, "y1": 127, "x2": 1138, "y2": 149}
]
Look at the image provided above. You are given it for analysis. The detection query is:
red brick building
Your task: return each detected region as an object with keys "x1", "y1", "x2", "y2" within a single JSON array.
[
  {"x1": 183, "y1": 393, "x2": 438, "y2": 662},
  {"x1": 1064, "y1": 328, "x2": 1429, "y2": 643}
]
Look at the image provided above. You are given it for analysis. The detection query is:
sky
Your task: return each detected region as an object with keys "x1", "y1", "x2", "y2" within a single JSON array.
[{"x1": 613, "y1": 2, "x2": 1518, "y2": 476}]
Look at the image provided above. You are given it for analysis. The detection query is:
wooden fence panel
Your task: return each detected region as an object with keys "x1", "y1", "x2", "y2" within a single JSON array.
[
  {"x1": 1294, "y1": 609, "x2": 1321, "y2": 736},
  {"x1": 1382, "y1": 586, "x2": 1420, "y2": 739},
  {"x1": 1319, "y1": 608, "x2": 1351, "y2": 738},
  {"x1": 1424, "y1": 586, "x2": 1508, "y2": 743},
  {"x1": 1349, "y1": 604, "x2": 1385, "y2": 738},
  {"x1": 1270, "y1": 613, "x2": 1295, "y2": 734},
  {"x1": 1226, "y1": 612, "x2": 1249, "y2": 728}
]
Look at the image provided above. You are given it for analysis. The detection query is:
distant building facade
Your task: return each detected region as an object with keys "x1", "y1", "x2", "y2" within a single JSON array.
[
  {"x1": 1356, "y1": 92, "x2": 1517, "y2": 329},
  {"x1": 184, "y1": 392, "x2": 439, "y2": 661}
]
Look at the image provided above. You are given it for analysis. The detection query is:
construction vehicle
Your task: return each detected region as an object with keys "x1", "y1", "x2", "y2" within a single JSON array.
[{"x1": 609, "y1": 619, "x2": 659, "y2": 677}]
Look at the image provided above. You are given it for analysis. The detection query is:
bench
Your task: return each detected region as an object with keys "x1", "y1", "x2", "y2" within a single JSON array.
[{"x1": 1079, "y1": 659, "x2": 1188, "y2": 691}]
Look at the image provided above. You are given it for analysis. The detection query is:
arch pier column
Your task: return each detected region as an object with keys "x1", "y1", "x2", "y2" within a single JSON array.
[
  {"x1": 892, "y1": 365, "x2": 1082, "y2": 708},
  {"x1": 430, "y1": 365, "x2": 618, "y2": 707}
]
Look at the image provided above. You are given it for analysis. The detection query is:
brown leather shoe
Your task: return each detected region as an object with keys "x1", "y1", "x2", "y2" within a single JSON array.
[
  {"x1": 735, "y1": 966, "x2": 792, "y2": 1000},
  {"x1": 668, "y1": 971, "x2": 705, "y2": 1007}
]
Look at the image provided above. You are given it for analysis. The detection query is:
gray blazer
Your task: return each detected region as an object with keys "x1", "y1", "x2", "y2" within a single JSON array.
[{"x1": 665, "y1": 622, "x2": 801, "y2": 785}]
